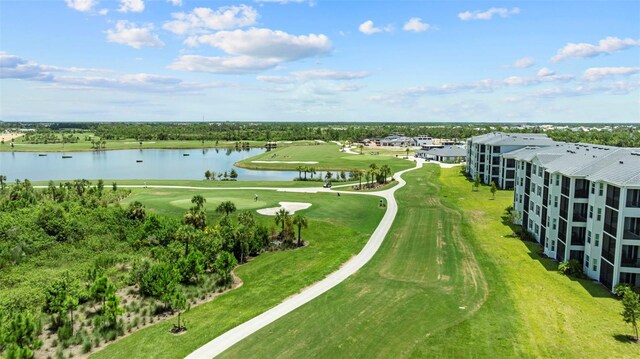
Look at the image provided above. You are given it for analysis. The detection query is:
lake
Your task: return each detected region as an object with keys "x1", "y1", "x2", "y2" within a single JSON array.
[{"x1": 0, "y1": 148, "x2": 300, "y2": 182}]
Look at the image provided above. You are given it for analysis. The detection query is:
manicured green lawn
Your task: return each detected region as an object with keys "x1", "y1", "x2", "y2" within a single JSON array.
[
  {"x1": 220, "y1": 165, "x2": 635, "y2": 358},
  {"x1": 235, "y1": 143, "x2": 414, "y2": 174},
  {"x1": 91, "y1": 189, "x2": 384, "y2": 359},
  {"x1": 32, "y1": 179, "x2": 323, "y2": 189}
]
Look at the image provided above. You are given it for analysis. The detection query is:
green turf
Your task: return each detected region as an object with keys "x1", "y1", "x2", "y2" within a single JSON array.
[
  {"x1": 219, "y1": 165, "x2": 635, "y2": 358},
  {"x1": 91, "y1": 188, "x2": 385, "y2": 359},
  {"x1": 235, "y1": 143, "x2": 414, "y2": 174},
  {"x1": 31, "y1": 179, "x2": 322, "y2": 189}
]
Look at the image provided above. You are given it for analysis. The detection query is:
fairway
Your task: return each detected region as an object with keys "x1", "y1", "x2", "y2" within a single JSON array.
[
  {"x1": 236, "y1": 143, "x2": 413, "y2": 174},
  {"x1": 92, "y1": 187, "x2": 385, "y2": 359},
  {"x1": 219, "y1": 165, "x2": 636, "y2": 358}
]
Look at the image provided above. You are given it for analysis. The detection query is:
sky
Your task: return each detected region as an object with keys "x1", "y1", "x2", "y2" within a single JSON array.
[{"x1": 0, "y1": 0, "x2": 639, "y2": 123}]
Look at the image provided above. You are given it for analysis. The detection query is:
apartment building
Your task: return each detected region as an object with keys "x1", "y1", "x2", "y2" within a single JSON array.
[
  {"x1": 510, "y1": 143, "x2": 640, "y2": 291},
  {"x1": 466, "y1": 132, "x2": 557, "y2": 189}
]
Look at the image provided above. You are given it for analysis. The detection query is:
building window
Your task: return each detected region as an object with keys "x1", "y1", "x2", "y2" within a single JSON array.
[
  {"x1": 533, "y1": 164, "x2": 537, "y2": 174},
  {"x1": 599, "y1": 183, "x2": 604, "y2": 196},
  {"x1": 553, "y1": 218, "x2": 557, "y2": 230},
  {"x1": 554, "y1": 196, "x2": 558, "y2": 208},
  {"x1": 537, "y1": 186, "x2": 542, "y2": 196},
  {"x1": 536, "y1": 205, "x2": 541, "y2": 216},
  {"x1": 551, "y1": 241, "x2": 555, "y2": 251},
  {"x1": 597, "y1": 208, "x2": 602, "y2": 221},
  {"x1": 535, "y1": 224, "x2": 540, "y2": 235},
  {"x1": 589, "y1": 205, "x2": 593, "y2": 219},
  {"x1": 595, "y1": 234, "x2": 600, "y2": 247},
  {"x1": 529, "y1": 219, "x2": 533, "y2": 229},
  {"x1": 587, "y1": 230, "x2": 591, "y2": 244},
  {"x1": 530, "y1": 201, "x2": 534, "y2": 211},
  {"x1": 586, "y1": 255, "x2": 590, "y2": 267},
  {"x1": 593, "y1": 259, "x2": 598, "y2": 271},
  {"x1": 591, "y1": 183, "x2": 596, "y2": 194}
]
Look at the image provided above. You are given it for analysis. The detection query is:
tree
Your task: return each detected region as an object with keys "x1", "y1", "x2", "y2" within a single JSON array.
[
  {"x1": 176, "y1": 249, "x2": 204, "y2": 284},
  {"x1": 405, "y1": 148, "x2": 410, "y2": 158},
  {"x1": 139, "y1": 262, "x2": 181, "y2": 309},
  {"x1": 127, "y1": 201, "x2": 146, "y2": 221},
  {"x1": 237, "y1": 211, "x2": 255, "y2": 263},
  {"x1": 90, "y1": 275, "x2": 113, "y2": 308},
  {"x1": 0, "y1": 174, "x2": 6, "y2": 190},
  {"x1": 296, "y1": 166, "x2": 304, "y2": 180},
  {"x1": 97, "y1": 179, "x2": 104, "y2": 195},
  {"x1": 191, "y1": 195, "x2": 206, "y2": 211},
  {"x1": 170, "y1": 289, "x2": 188, "y2": 332},
  {"x1": 215, "y1": 251, "x2": 237, "y2": 285},
  {"x1": 1, "y1": 311, "x2": 42, "y2": 359},
  {"x1": 325, "y1": 171, "x2": 333, "y2": 181},
  {"x1": 490, "y1": 181, "x2": 497, "y2": 199},
  {"x1": 380, "y1": 165, "x2": 391, "y2": 183},
  {"x1": 216, "y1": 201, "x2": 236, "y2": 217},
  {"x1": 175, "y1": 225, "x2": 197, "y2": 256},
  {"x1": 229, "y1": 169, "x2": 238, "y2": 180},
  {"x1": 43, "y1": 272, "x2": 80, "y2": 331},
  {"x1": 101, "y1": 289, "x2": 124, "y2": 329},
  {"x1": 292, "y1": 214, "x2": 308, "y2": 247},
  {"x1": 473, "y1": 176, "x2": 481, "y2": 192},
  {"x1": 359, "y1": 144, "x2": 364, "y2": 154},
  {"x1": 274, "y1": 208, "x2": 290, "y2": 234},
  {"x1": 204, "y1": 170, "x2": 212, "y2": 180},
  {"x1": 622, "y1": 288, "x2": 640, "y2": 341},
  {"x1": 112, "y1": 182, "x2": 117, "y2": 192}
]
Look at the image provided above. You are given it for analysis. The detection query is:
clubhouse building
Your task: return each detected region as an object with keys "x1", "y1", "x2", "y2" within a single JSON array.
[{"x1": 466, "y1": 132, "x2": 640, "y2": 291}]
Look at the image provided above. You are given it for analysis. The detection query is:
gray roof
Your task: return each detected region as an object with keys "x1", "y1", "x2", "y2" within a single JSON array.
[
  {"x1": 506, "y1": 142, "x2": 640, "y2": 186},
  {"x1": 469, "y1": 132, "x2": 556, "y2": 147},
  {"x1": 417, "y1": 146, "x2": 466, "y2": 157}
]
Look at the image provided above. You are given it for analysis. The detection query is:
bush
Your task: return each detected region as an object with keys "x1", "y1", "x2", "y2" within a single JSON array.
[
  {"x1": 558, "y1": 260, "x2": 584, "y2": 278},
  {"x1": 82, "y1": 337, "x2": 92, "y2": 353}
]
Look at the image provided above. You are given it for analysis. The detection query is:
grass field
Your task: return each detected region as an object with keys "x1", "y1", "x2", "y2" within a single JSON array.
[
  {"x1": 220, "y1": 165, "x2": 636, "y2": 358},
  {"x1": 91, "y1": 187, "x2": 385, "y2": 359},
  {"x1": 0, "y1": 134, "x2": 315, "y2": 152},
  {"x1": 32, "y1": 179, "x2": 325, "y2": 189},
  {"x1": 235, "y1": 143, "x2": 414, "y2": 174}
]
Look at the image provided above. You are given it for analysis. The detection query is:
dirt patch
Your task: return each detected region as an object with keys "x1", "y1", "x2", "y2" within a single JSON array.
[{"x1": 0, "y1": 133, "x2": 23, "y2": 142}]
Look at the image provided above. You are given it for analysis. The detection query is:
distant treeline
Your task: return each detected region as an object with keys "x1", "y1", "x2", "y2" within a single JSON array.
[{"x1": 2, "y1": 122, "x2": 639, "y2": 147}]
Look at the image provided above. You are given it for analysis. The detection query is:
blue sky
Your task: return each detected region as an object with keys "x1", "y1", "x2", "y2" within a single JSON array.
[{"x1": 1, "y1": 0, "x2": 639, "y2": 122}]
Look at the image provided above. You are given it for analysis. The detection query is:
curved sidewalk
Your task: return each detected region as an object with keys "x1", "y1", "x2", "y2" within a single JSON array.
[{"x1": 186, "y1": 159, "x2": 424, "y2": 359}]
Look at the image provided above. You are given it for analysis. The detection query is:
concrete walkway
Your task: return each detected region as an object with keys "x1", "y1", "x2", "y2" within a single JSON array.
[{"x1": 185, "y1": 159, "x2": 424, "y2": 359}]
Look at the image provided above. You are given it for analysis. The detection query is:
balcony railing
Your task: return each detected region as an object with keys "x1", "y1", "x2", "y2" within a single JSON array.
[
  {"x1": 623, "y1": 230, "x2": 640, "y2": 240},
  {"x1": 621, "y1": 258, "x2": 640, "y2": 268},
  {"x1": 573, "y1": 213, "x2": 587, "y2": 222},
  {"x1": 571, "y1": 235, "x2": 585, "y2": 246},
  {"x1": 574, "y1": 189, "x2": 589, "y2": 198}
]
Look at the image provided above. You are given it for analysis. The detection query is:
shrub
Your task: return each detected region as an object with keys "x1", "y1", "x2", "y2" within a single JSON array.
[
  {"x1": 558, "y1": 260, "x2": 584, "y2": 278},
  {"x1": 82, "y1": 337, "x2": 92, "y2": 353}
]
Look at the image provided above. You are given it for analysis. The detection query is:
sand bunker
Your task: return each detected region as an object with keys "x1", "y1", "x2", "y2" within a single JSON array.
[
  {"x1": 251, "y1": 161, "x2": 319, "y2": 164},
  {"x1": 257, "y1": 202, "x2": 312, "y2": 216}
]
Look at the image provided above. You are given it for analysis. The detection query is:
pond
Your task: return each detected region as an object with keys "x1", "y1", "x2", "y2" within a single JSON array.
[{"x1": 0, "y1": 148, "x2": 300, "y2": 182}]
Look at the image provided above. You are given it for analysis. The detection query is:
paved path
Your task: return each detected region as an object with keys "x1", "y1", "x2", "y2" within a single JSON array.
[{"x1": 186, "y1": 159, "x2": 424, "y2": 359}]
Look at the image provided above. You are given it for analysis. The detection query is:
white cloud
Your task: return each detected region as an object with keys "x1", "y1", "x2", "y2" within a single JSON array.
[
  {"x1": 168, "y1": 55, "x2": 280, "y2": 74},
  {"x1": 1, "y1": 52, "x2": 218, "y2": 93},
  {"x1": 458, "y1": 7, "x2": 520, "y2": 21},
  {"x1": 403, "y1": 18, "x2": 430, "y2": 32},
  {"x1": 358, "y1": 20, "x2": 393, "y2": 35},
  {"x1": 98, "y1": 8, "x2": 109, "y2": 15},
  {"x1": 118, "y1": 0, "x2": 145, "y2": 13},
  {"x1": 65, "y1": 0, "x2": 97, "y2": 12},
  {"x1": 163, "y1": 5, "x2": 258, "y2": 35},
  {"x1": 168, "y1": 0, "x2": 182, "y2": 6},
  {"x1": 106, "y1": 21, "x2": 164, "y2": 49},
  {"x1": 254, "y1": 0, "x2": 305, "y2": 3},
  {"x1": 257, "y1": 69, "x2": 370, "y2": 83},
  {"x1": 583, "y1": 67, "x2": 640, "y2": 81},
  {"x1": 507, "y1": 57, "x2": 535, "y2": 68},
  {"x1": 551, "y1": 36, "x2": 640, "y2": 62},
  {"x1": 537, "y1": 67, "x2": 554, "y2": 77},
  {"x1": 186, "y1": 28, "x2": 331, "y2": 61}
]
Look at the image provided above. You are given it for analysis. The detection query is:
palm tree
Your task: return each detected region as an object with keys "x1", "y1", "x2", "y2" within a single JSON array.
[
  {"x1": 216, "y1": 201, "x2": 236, "y2": 217},
  {"x1": 191, "y1": 195, "x2": 206, "y2": 210},
  {"x1": 292, "y1": 214, "x2": 308, "y2": 247},
  {"x1": 358, "y1": 169, "x2": 366, "y2": 189},
  {"x1": 369, "y1": 163, "x2": 378, "y2": 185},
  {"x1": 359, "y1": 144, "x2": 364, "y2": 154},
  {"x1": 175, "y1": 225, "x2": 195, "y2": 256},
  {"x1": 204, "y1": 170, "x2": 212, "y2": 180},
  {"x1": 0, "y1": 174, "x2": 6, "y2": 191},
  {"x1": 184, "y1": 208, "x2": 206, "y2": 230},
  {"x1": 380, "y1": 164, "x2": 391, "y2": 183},
  {"x1": 274, "y1": 208, "x2": 290, "y2": 234},
  {"x1": 296, "y1": 166, "x2": 303, "y2": 180},
  {"x1": 405, "y1": 148, "x2": 410, "y2": 158}
]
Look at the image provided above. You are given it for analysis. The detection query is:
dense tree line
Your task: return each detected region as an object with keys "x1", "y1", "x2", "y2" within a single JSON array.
[{"x1": 3, "y1": 122, "x2": 638, "y2": 147}]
